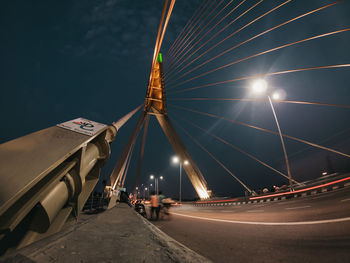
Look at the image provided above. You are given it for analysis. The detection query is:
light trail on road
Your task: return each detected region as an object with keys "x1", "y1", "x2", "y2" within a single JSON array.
[
  {"x1": 153, "y1": 187, "x2": 350, "y2": 262},
  {"x1": 171, "y1": 212, "x2": 350, "y2": 226}
]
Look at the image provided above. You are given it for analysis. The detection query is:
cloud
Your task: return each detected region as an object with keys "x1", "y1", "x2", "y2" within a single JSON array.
[{"x1": 58, "y1": 0, "x2": 168, "y2": 62}]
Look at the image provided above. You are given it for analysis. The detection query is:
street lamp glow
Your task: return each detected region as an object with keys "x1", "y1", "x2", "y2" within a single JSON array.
[
  {"x1": 252, "y1": 79, "x2": 268, "y2": 94},
  {"x1": 184, "y1": 160, "x2": 189, "y2": 165},
  {"x1": 145, "y1": 187, "x2": 148, "y2": 190},
  {"x1": 160, "y1": 176, "x2": 164, "y2": 180},
  {"x1": 272, "y1": 92, "x2": 280, "y2": 100},
  {"x1": 150, "y1": 175, "x2": 154, "y2": 180},
  {"x1": 172, "y1": 156, "x2": 179, "y2": 164},
  {"x1": 272, "y1": 89, "x2": 286, "y2": 101}
]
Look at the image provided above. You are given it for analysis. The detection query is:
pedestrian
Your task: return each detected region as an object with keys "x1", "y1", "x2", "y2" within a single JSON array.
[
  {"x1": 158, "y1": 191, "x2": 165, "y2": 219},
  {"x1": 150, "y1": 191, "x2": 159, "y2": 220},
  {"x1": 119, "y1": 190, "x2": 132, "y2": 207}
]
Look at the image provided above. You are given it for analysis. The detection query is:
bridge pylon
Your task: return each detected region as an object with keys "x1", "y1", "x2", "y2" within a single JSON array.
[
  {"x1": 110, "y1": 54, "x2": 211, "y2": 200},
  {"x1": 109, "y1": 0, "x2": 211, "y2": 200}
]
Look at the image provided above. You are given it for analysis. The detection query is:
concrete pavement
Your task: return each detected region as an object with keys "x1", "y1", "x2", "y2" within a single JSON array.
[{"x1": 1, "y1": 203, "x2": 211, "y2": 263}]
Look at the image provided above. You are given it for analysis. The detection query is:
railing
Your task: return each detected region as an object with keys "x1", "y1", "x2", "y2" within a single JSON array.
[
  {"x1": 194, "y1": 173, "x2": 350, "y2": 206},
  {"x1": 83, "y1": 192, "x2": 109, "y2": 212}
]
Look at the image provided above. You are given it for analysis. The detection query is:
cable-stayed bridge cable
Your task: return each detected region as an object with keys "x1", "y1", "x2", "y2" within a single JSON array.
[
  {"x1": 173, "y1": 118, "x2": 255, "y2": 194},
  {"x1": 167, "y1": 28, "x2": 350, "y2": 90},
  {"x1": 168, "y1": 64, "x2": 350, "y2": 95},
  {"x1": 176, "y1": 114, "x2": 302, "y2": 185},
  {"x1": 169, "y1": 104, "x2": 350, "y2": 159}
]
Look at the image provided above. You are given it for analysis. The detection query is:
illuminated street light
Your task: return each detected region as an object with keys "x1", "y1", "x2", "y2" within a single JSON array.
[
  {"x1": 252, "y1": 79, "x2": 268, "y2": 94},
  {"x1": 272, "y1": 90, "x2": 286, "y2": 101},
  {"x1": 172, "y1": 156, "x2": 179, "y2": 164},
  {"x1": 149, "y1": 174, "x2": 163, "y2": 195},
  {"x1": 171, "y1": 156, "x2": 189, "y2": 203},
  {"x1": 272, "y1": 92, "x2": 280, "y2": 100},
  {"x1": 251, "y1": 79, "x2": 293, "y2": 190},
  {"x1": 143, "y1": 187, "x2": 148, "y2": 199}
]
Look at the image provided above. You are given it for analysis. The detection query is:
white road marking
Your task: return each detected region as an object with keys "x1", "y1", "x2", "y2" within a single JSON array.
[
  {"x1": 341, "y1": 198, "x2": 350, "y2": 202},
  {"x1": 309, "y1": 194, "x2": 337, "y2": 200},
  {"x1": 247, "y1": 210, "x2": 264, "y2": 213},
  {"x1": 277, "y1": 200, "x2": 297, "y2": 205},
  {"x1": 285, "y1": 205, "x2": 311, "y2": 210},
  {"x1": 172, "y1": 212, "x2": 350, "y2": 226},
  {"x1": 310, "y1": 196, "x2": 325, "y2": 200}
]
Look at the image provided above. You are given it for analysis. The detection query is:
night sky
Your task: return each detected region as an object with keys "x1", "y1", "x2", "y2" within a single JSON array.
[{"x1": 1, "y1": 0, "x2": 349, "y2": 199}]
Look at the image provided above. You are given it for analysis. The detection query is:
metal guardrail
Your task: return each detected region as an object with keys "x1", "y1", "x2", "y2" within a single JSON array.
[{"x1": 82, "y1": 193, "x2": 109, "y2": 212}]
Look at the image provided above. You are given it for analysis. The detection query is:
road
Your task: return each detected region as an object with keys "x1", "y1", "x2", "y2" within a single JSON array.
[{"x1": 153, "y1": 187, "x2": 350, "y2": 263}]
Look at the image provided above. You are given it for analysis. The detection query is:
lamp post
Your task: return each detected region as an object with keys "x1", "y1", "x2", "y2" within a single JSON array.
[
  {"x1": 172, "y1": 156, "x2": 189, "y2": 203},
  {"x1": 251, "y1": 79, "x2": 293, "y2": 190},
  {"x1": 143, "y1": 187, "x2": 148, "y2": 199},
  {"x1": 149, "y1": 174, "x2": 163, "y2": 195}
]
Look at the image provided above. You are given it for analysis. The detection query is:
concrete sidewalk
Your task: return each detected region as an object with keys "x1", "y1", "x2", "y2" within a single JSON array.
[{"x1": 1, "y1": 204, "x2": 211, "y2": 263}]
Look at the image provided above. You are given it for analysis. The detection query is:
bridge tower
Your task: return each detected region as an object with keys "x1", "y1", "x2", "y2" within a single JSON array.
[{"x1": 109, "y1": 1, "x2": 211, "y2": 200}]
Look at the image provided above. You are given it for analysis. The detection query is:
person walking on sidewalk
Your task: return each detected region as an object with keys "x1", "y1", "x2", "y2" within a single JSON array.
[
  {"x1": 150, "y1": 191, "x2": 159, "y2": 220},
  {"x1": 157, "y1": 191, "x2": 165, "y2": 218},
  {"x1": 157, "y1": 191, "x2": 166, "y2": 219}
]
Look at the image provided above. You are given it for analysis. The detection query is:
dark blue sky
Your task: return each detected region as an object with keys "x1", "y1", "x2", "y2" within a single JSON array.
[{"x1": 1, "y1": 0, "x2": 349, "y2": 199}]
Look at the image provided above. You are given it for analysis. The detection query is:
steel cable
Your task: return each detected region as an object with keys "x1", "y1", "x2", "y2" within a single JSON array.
[{"x1": 169, "y1": 104, "x2": 350, "y2": 159}]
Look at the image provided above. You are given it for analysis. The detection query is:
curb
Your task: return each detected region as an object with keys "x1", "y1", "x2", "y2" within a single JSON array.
[{"x1": 137, "y1": 212, "x2": 212, "y2": 263}]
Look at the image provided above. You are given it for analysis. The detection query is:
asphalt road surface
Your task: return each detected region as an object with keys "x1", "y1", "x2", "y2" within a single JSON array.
[{"x1": 153, "y1": 187, "x2": 350, "y2": 263}]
